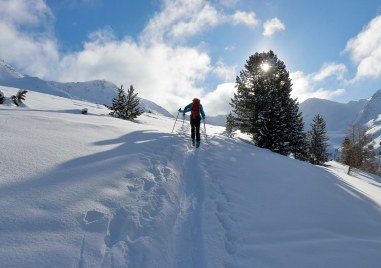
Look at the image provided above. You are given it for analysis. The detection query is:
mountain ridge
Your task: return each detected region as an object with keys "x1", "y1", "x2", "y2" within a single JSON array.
[{"x1": 0, "y1": 59, "x2": 173, "y2": 118}]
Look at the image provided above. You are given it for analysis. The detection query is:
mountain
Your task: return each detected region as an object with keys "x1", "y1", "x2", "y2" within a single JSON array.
[
  {"x1": 356, "y1": 89, "x2": 381, "y2": 125},
  {"x1": 0, "y1": 59, "x2": 173, "y2": 118},
  {"x1": 205, "y1": 114, "x2": 226, "y2": 126},
  {"x1": 1, "y1": 86, "x2": 381, "y2": 267},
  {"x1": 299, "y1": 90, "x2": 381, "y2": 153},
  {"x1": 0, "y1": 59, "x2": 25, "y2": 79},
  {"x1": 299, "y1": 98, "x2": 368, "y2": 132}
]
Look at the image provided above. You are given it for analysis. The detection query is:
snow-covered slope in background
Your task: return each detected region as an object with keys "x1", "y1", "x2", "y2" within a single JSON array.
[
  {"x1": 299, "y1": 97, "x2": 368, "y2": 152},
  {"x1": 0, "y1": 59, "x2": 173, "y2": 118},
  {"x1": 0, "y1": 59, "x2": 25, "y2": 80},
  {"x1": 356, "y1": 89, "x2": 381, "y2": 125},
  {"x1": 356, "y1": 90, "x2": 381, "y2": 151},
  {"x1": 1, "y1": 86, "x2": 381, "y2": 268},
  {"x1": 299, "y1": 89, "x2": 381, "y2": 153},
  {"x1": 300, "y1": 98, "x2": 368, "y2": 132}
]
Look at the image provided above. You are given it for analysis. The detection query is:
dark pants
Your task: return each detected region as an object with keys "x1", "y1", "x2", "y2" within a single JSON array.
[{"x1": 190, "y1": 116, "x2": 201, "y2": 141}]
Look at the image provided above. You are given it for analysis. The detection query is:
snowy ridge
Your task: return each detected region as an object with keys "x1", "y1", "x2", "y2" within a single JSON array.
[
  {"x1": 356, "y1": 89, "x2": 381, "y2": 125},
  {"x1": 0, "y1": 58, "x2": 25, "y2": 79},
  {"x1": 1, "y1": 86, "x2": 381, "y2": 268},
  {"x1": 0, "y1": 60, "x2": 173, "y2": 118}
]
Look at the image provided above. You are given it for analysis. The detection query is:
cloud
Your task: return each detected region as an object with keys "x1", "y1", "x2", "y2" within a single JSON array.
[
  {"x1": 232, "y1": 11, "x2": 260, "y2": 27},
  {"x1": 262, "y1": 17, "x2": 285, "y2": 37},
  {"x1": 57, "y1": 30, "x2": 211, "y2": 114},
  {"x1": 344, "y1": 15, "x2": 381, "y2": 80},
  {"x1": 290, "y1": 70, "x2": 345, "y2": 102},
  {"x1": 0, "y1": 0, "x2": 53, "y2": 26},
  {"x1": 203, "y1": 83, "x2": 236, "y2": 115},
  {"x1": 141, "y1": 0, "x2": 214, "y2": 43},
  {"x1": 0, "y1": 0, "x2": 59, "y2": 77},
  {"x1": 141, "y1": 0, "x2": 259, "y2": 43},
  {"x1": 212, "y1": 61, "x2": 237, "y2": 82},
  {"x1": 313, "y1": 62, "x2": 347, "y2": 81},
  {"x1": 168, "y1": 4, "x2": 221, "y2": 39}
]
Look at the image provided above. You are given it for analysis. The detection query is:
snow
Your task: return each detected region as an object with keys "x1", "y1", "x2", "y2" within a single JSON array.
[{"x1": 1, "y1": 86, "x2": 381, "y2": 268}]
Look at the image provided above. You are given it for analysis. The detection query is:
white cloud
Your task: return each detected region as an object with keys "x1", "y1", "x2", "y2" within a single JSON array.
[
  {"x1": 203, "y1": 83, "x2": 236, "y2": 115},
  {"x1": 344, "y1": 15, "x2": 381, "y2": 80},
  {"x1": 262, "y1": 17, "x2": 285, "y2": 37},
  {"x1": 57, "y1": 35, "x2": 211, "y2": 114},
  {"x1": 290, "y1": 71, "x2": 345, "y2": 102},
  {"x1": 212, "y1": 61, "x2": 237, "y2": 82},
  {"x1": 141, "y1": 0, "x2": 211, "y2": 43},
  {"x1": 313, "y1": 63, "x2": 347, "y2": 81},
  {"x1": 232, "y1": 11, "x2": 260, "y2": 27},
  {"x1": 0, "y1": 0, "x2": 52, "y2": 26},
  {"x1": 141, "y1": 0, "x2": 259, "y2": 43},
  {"x1": 0, "y1": 0, "x2": 59, "y2": 77},
  {"x1": 169, "y1": 4, "x2": 221, "y2": 39}
]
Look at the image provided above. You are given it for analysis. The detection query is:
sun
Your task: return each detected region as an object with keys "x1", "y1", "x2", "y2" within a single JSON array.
[{"x1": 261, "y1": 62, "x2": 270, "y2": 72}]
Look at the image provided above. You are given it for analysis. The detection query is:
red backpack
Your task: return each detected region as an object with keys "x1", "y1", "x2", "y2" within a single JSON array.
[{"x1": 191, "y1": 98, "x2": 200, "y2": 119}]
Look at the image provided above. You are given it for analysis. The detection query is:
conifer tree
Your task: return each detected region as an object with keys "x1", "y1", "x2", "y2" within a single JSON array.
[
  {"x1": 107, "y1": 85, "x2": 143, "y2": 121},
  {"x1": 10, "y1": 89, "x2": 28, "y2": 106},
  {"x1": 230, "y1": 50, "x2": 306, "y2": 156},
  {"x1": 0, "y1": 90, "x2": 4, "y2": 104},
  {"x1": 308, "y1": 114, "x2": 329, "y2": 165},
  {"x1": 124, "y1": 85, "x2": 143, "y2": 120},
  {"x1": 225, "y1": 112, "x2": 236, "y2": 135},
  {"x1": 108, "y1": 85, "x2": 128, "y2": 119}
]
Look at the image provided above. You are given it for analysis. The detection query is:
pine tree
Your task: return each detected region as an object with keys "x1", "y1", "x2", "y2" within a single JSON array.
[
  {"x1": 108, "y1": 85, "x2": 128, "y2": 119},
  {"x1": 0, "y1": 90, "x2": 4, "y2": 104},
  {"x1": 225, "y1": 112, "x2": 236, "y2": 135},
  {"x1": 10, "y1": 89, "x2": 28, "y2": 106},
  {"x1": 308, "y1": 114, "x2": 329, "y2": 165},
  {"x1": 107, "y1": 85, "x2": 143, "y2": 120},
  {"x1": 230, "y1": 50, "x2": 306, "y2": 156},
  {"x1": 16, "y1": 90, "x2": 27, "y2": 103},
  {"x1": 124, "y1": 85, "x2": 143, "y2": 120}
]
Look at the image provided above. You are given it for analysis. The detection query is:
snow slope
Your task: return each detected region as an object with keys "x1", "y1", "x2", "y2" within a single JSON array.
[{"x1": 1, "y1": 86, "x2": 381, "y2": 268}]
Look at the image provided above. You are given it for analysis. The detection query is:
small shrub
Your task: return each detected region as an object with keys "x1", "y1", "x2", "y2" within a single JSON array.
[
  {"x1": 0, "y1": 90, "x2": 4, "y2": 104},
  {"x1": 11, "y1": 89, "x2": 28, "y2": 106}
]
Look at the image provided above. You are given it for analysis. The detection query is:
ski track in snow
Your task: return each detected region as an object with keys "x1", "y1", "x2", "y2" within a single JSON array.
[{"x1": 76, "y1": 122, "x2": 221, "y2": 268}]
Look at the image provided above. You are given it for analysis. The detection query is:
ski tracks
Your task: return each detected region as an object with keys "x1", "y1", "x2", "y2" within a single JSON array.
[
  {"x1": 77, "y1": 131, "x2": 238, "y2": 268},
  {"x1": 202, "y1": 137, "x2": 240, "y2": 267},
  {"x1": 77, "y1": 134, "x2": 183, "y2": 268},
  {"x1": 173, "y1": 143, "x2": 206, "y2": 268},
  {"x1": 174, "y1": 134, "x2": 240, "y2": 268}
]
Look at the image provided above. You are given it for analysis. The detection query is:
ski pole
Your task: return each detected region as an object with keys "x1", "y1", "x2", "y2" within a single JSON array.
[
  {"x1": 171, "y1": 111, "x2": 180, "y2": 133},
  {"x1": 203, "y1": 119, "x2": 208, "y2": 142}
]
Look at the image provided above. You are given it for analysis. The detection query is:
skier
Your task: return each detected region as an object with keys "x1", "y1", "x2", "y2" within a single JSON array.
[{"x1": 178, "y1": 98, "x2": 206, "y2": 147}]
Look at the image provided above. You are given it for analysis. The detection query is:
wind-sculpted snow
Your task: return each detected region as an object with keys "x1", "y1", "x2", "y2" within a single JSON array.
[{"x1": 1, "y1": 87, "x2": 381, "y2": 268}]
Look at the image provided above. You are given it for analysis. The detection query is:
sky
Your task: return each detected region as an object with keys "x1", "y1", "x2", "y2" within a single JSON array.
[{"x1": 1, "y1": 0, "x2": 381, "y2": 116}]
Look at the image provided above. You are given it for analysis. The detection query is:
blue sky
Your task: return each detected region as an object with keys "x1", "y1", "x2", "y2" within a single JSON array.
[{"x1": 1, "y1": 0, "x2": 381, "y2": 115}]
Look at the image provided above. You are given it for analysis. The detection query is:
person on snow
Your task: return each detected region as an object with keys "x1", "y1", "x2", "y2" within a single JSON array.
[{"x1": 178, "y1": 98, "x2": 205, "y2": 147}]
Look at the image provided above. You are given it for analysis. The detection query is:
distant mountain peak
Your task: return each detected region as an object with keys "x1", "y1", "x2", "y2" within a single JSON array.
[
  {"x1": 0, "y1": 59, "x2": 25, "y2": 79},
  {"x1": 356, "y1": 88, "x2": 381, "y2": 125}
]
